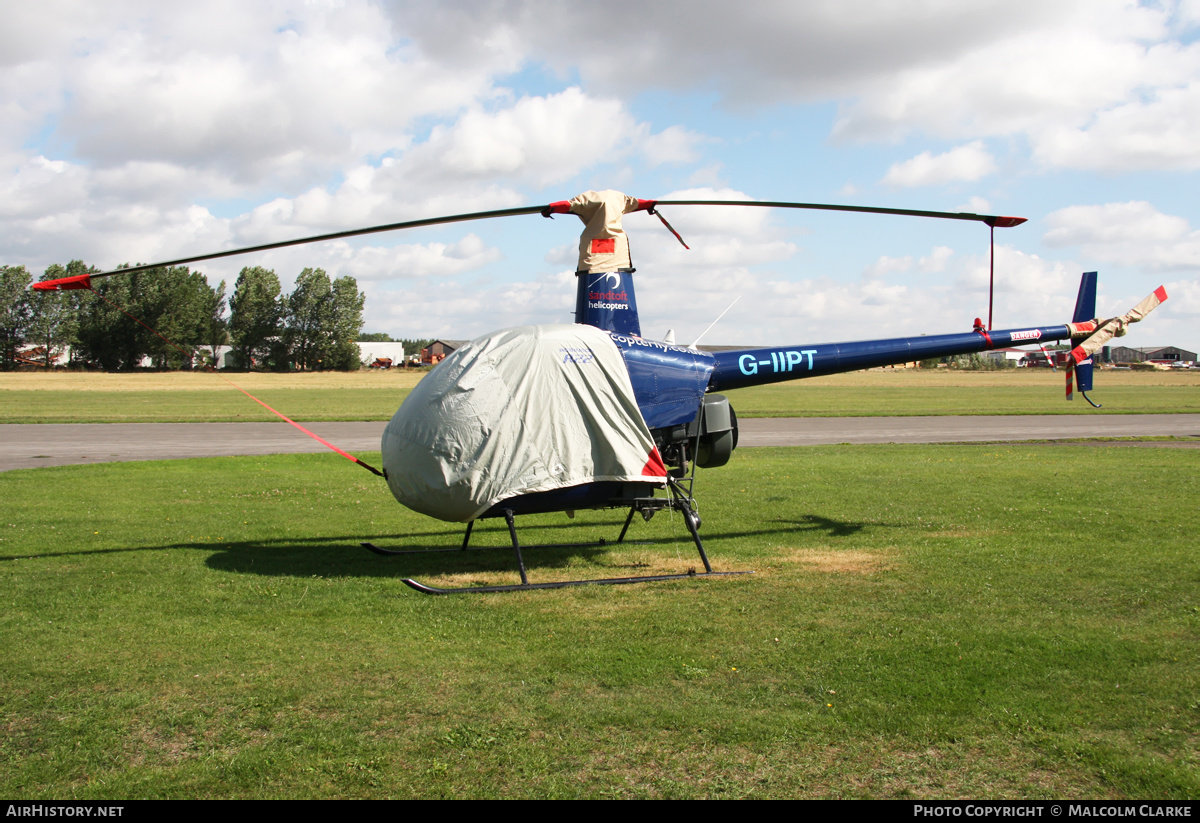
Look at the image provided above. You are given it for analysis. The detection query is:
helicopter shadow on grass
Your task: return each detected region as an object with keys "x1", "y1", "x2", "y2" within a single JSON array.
[
  {"x1": 688, "y1": 513, "x2": 907, "y2": 555},
  {"x1": 201, "y1": 516, "x2": 698, "y2": 581},
  {"x1": 202, "y1": 524, "x2": 616, "y2": 581},
  {"x1": 0, "y1": 511, "x2": 900, "y2": 577},
  {"x1": 771, "y1": 513, "x2": 886, "y2": 539},
  {"x1": 196, "y1": 509, "x2": 901, "y2": 580}
]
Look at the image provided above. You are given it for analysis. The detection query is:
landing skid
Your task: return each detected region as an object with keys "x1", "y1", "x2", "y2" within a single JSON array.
[
  {"x1": 364, "y1": 486, "x2": 751, "y2": 594},
  {"x1": 402, "y1": 569, "x2": 748, "y2": 595}
]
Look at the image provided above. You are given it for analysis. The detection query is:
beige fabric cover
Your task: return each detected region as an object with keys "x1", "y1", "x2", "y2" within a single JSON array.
[
  {"x1": 1068, "y1": 286, "x2": 1169, "y2": 363},
  {"x1": 570, "y1": 190, "x2": 641, "y2": 273},
  {"x1": 381, "y1": 324, "x2": 662, "y2": 523}
]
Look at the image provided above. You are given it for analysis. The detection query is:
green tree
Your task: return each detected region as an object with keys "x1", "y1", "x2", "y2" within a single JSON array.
[
  {"x1": 284, "y1": 268, "x2": 331, "y2": 370},
  {"x1": 73, "y1": 265, "x2": 218, "y2": 371},
  {"x1": 0, "y1": 265, "x2": 33, "y2": 370},
  {"x1": 284, "y1": 269, "x2": 365, "y2": 371},
  {"x1": 195, "y1": 279, "x2": 227, "y2": 368},
  {"x1": 327, "y1": 275, "x2": 366, "y2": 370},
  {"x1": 74, "y1": 271, "x2": 137, "y2": 370},
  {"x1": 27, "y1": 263, "x2": 92, "y2": 368},
  {"x1": 229, "y1": 267, "x2": 283, "y2": 370},
  {"x1": 147, "y1": 267, "x2": 222, "y2": 369},
  {"x1": 947, "y1": 352, "x2": 1013, "y2": 371}
]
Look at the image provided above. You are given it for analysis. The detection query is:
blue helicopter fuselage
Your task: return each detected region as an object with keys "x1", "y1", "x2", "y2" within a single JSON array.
[{"x1": 474, "y1": 268, "x2": 1090, "y2": 520}]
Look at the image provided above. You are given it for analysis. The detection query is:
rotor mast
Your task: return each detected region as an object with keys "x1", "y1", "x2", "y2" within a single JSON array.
[{"x1": 542, "y1": 190, "x2": 657, "y2": 337}]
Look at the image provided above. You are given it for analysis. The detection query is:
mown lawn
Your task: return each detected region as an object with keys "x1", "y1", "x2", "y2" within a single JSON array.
[{"x1": 2, "y1": 444, "x2": 1196, "y2": 798}]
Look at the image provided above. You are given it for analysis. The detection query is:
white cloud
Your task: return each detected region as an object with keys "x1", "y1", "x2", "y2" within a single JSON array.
[
  {"x1": 4, "y1": 80, "x2": 659, "y2": 271},
  {"x1": 956, "y1": 196, "x2": 991, "y2": 214},
  {"x1": 333, "y1": 234, "x2": 504, "y2": 281},
  {"x1": 957, "y1": 246, "x2": 1077, "y2": 300},
  {"x1": 687, "y1": 164, "x2": 726, "y2": 188},
  {"x1": 1043, "y1": 202, "x2": 1200, "y2": 270},
  {"x1": 920, "y1": 246, "x2": 954, "y2": 273},
  {"x1": 855, "y1": 246, "x2": 952, "y2": 284},
  {"x1": 6, "y1": 3, "x2": 511, "y2": 187},
  {"x1": 641, "y1": 126, "x2": 707, "y2": 166},
  {"x1": 862, "y1": 255, "x2": 912, "y2": 279},
  {"x1": 398, "y1": 0, "x2": 1064, "y2": 104},
  {"x1": 0, "y1": 155, "x2": 88, "y2": 219},
  {"x1": 832, "y1": 4, "x2": 1192, "y2": 141},
  {"x1": 623, "y1": 187, "x2": 799, "y2": 272},
  {"x1": 367, "y1": 269, "x2": 578, "y2": 340},
  {"x1": 642, "y1": 187, "x2": 787, "y2": 237},
  {"x1": 1157, "y1": 277, "x2": 1199, "y2": 317},
  {"x1": 1183, "y1": 0, "x2": 1200, "y2": 27},
  {"x1": 881, "y1": 142, "x2": 997, "y2": 187},
  {"x1": 398, "y1": 1, "x2": 1200, "y2": 176},
  {"x1": 230, "y1": 171, "x2": 527, "y2": 242},
  {"x1": 399, "y1": 88, "x2": 643, "y2": 187},
  {"x1": 1033, "y1": 80, "x2": 1200, "y2": 171},
  {"x1": 0, "y1": 152, "x2": 238, "y2": 271},
  {"x1": 823, "y1": 4, "x2": 1200, "y2": 176}
]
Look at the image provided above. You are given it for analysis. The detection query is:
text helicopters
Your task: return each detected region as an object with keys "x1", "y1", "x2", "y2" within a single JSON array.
[{"x1": 33, "y1": 190, "x2": 1168, "y2": 594}]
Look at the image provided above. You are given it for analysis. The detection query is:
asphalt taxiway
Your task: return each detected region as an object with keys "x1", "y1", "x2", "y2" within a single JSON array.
[{"x1": 2, "y1": 415, "x2": 1197, "y2": 472}]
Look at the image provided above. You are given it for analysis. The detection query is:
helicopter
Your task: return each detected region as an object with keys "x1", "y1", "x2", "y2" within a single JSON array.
[{"x1": 32, "y1": 190, "x2": 1168, "y2": 594}]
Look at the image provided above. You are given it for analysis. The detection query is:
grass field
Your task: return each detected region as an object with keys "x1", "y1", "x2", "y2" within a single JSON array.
[
  {"x1": 0, "y1": 371, "x2": 426, "y2": 424},
  {"x1": 2, "y1": 444, "x2": 1196, "y2": 799},
  {"x1": 2, "y1": 368, "x2": 1198, "y2": 422}
]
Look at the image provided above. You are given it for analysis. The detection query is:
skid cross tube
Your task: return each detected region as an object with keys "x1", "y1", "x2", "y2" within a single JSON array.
[{"x1": 366, "y1": 497, "x2": 750, "y2": 594}]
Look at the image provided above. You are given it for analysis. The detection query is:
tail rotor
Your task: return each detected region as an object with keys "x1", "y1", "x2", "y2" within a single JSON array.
[{"x1": 1064, "y1": 283, "x2": 1169, "y2": 406}]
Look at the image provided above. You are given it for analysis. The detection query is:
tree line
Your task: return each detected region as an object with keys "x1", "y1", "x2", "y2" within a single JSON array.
[{"x1": 0, "y1": 262, "x2": 368, "y2": 371}]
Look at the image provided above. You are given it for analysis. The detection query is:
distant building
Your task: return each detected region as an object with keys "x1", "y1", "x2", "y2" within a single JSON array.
[
  {"x1": 1108, "y1": 345, "x2": 1196, "y2": 364},
  {"x1": 983, "y1": 348, "x2": 1027, "y2": 364},
  {"x1": 420, "y1": 340, "x2": 468, "y2": 365},
  {"x1": 208, "y1": 342, "x2": 412, "y2": 369},
  {"x1": 354, "y1": 341, "x2": 408, "y2": 366}
]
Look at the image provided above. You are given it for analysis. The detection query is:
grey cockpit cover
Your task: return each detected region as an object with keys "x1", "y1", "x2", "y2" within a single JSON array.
[{"x1": 382, "y1": 324, "x2": 665, "y2": 523}]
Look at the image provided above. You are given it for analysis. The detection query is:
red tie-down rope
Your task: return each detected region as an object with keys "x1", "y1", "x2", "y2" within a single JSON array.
[{"x1": 61, "y1": 275, "x2": 385, "y2": 478}]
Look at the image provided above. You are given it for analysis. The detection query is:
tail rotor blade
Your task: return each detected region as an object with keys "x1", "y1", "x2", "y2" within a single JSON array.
[
  {"x1": 1126, "y1": 286, "x2": 1170, "y2": 323},
  {"x1": 1068, "y1": 286, "x2": 1169, "y2": 365}
]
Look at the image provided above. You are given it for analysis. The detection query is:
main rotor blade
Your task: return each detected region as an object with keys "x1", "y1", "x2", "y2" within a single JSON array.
[
  {"x1": 33, "y1": 196, "x2": 1024, "y2": 292},
  {"x1": 653, "y1": 200, "x2": 1026, "y2": 228},
  {"x1": 39, "y1": 204, "x2": 550, "y2": 285}
]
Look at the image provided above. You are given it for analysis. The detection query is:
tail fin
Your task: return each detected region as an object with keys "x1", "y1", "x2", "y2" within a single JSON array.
[{"x1": 1069, "y1": 272, "x2": 1098, "y2": 397}]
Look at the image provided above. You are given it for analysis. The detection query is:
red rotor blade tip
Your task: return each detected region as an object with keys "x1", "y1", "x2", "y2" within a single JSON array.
[
  {"x1": 993, "y1": 216, "x2": 1027, "y2": 228},
  {"x1": 33, "y1": 274, "x2": 93, "y2": 291}
]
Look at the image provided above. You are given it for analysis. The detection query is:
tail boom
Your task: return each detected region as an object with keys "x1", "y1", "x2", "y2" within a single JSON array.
[{"x1": 708, "y1": 324, "x2": 1073, "y2": 391}]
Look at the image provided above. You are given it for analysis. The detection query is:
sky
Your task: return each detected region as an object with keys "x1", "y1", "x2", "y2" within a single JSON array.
[{"x1": 3, "y1": 0, "x2": 1199, "y2": 354}]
